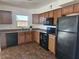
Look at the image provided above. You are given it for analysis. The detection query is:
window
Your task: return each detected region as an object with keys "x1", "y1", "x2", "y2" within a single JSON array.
[{"x1": 16, "y1": 15, "x2": 28, "y2": 27}]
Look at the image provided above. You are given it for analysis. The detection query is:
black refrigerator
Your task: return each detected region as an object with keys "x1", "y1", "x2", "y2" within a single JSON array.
[{"x1": 56, "y1": 15, "x2": 79, "y2": 59}]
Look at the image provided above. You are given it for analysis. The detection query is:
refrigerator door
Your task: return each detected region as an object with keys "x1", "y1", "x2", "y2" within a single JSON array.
[
  {"x1": 57, "y1": 16, "x2": 78, "y2": 32},
  {"x1": 56, "y1": 31, "x2": 77, "y2": 59}
]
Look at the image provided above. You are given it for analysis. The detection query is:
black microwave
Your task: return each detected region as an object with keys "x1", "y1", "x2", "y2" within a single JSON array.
[{"x1": 43, "y1": 17, "x2": 54, "y2": 25}]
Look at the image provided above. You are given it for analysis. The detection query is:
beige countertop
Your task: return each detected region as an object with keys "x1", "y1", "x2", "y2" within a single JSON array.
[{"x1": 0, "y1": 28, "x2": 55, "y2": 35}]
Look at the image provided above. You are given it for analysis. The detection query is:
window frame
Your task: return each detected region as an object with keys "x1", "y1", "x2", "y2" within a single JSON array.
[{"x1": 16, "y1": 15, "x2": 29, "y2": 27}]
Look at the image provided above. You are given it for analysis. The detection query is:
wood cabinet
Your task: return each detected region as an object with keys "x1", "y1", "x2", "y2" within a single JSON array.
[
  {"x1": 0, "y1": 33, "x2": 6, "y2": 49},
  {"x1": 48, "y1": 34, "x2": 56, "y2": 54},
  {"x1": 48, "y1": 10, "x2": 53, "y2": 18},
  {"x1": 62, "y1": 5, "x2": 74, "y2": 15},
  {"x1": 32, "y1": 14, "x2": 39, "y2": 24},
  {"x1": 18, "y1": 31, "x2": 32, "y2": 44},
  {"x1": 39, "y1": 13, "x2": 45, "y2": 24},
  {"x1": 18, "y1": 32, "x2": 26, "y2": 45},
  {"x1": 53, "y1": 9, "x2": 62, "y2": 25},
  {"x1": 25, "y1": 31, "x2": 32, "y2": 43},
  {"x1": 32, "y1": 31, "x2": 40, "y2": 44},
  {"x1": 0, "y1": 10, "x2": 12, "y2": 24},
  {"x1": 44, "y1": 12, "x2": 49, "y2": 18},
  {"x1": 74, "y1": 3, "x2": 79, "y2": 13}
]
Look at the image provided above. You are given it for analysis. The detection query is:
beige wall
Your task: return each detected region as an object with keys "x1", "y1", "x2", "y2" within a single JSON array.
[
  {"x1": 32, "y1": 0, "x2": 77, "y2": 14},
  {"x1": 0, "y1": 4, "x2": 32, "y2": 30}
]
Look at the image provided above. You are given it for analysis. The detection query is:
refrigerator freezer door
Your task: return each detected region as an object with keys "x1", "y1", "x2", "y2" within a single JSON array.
[{"x1": 58, "y1": 16, "x2": 78, "y2": 32}]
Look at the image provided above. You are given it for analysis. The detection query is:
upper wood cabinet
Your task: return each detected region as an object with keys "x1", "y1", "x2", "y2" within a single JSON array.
[
  {"x1": 48, "y1": 34, "x2": 56, "y2": 54},
  {"x1": 39, "y1": 13, "x2": 45, "y2": 24},
  {"x1": 62, "y1": 5, "x2": 74, "y2": 15},
  {"x1": 0, "y1": 10, "x2": 12, "y2": 24},
  {"x1": 0, "y1": 33, "x2": 6, "y2": 49},
  {"x1": 74, "y1": 3, "x2": 79, "y2": 13},
  {"x1": 53, "y1": 9, "x2": 62, "y2": 25},
  {"x1": 48, "y1": 10, "x2": 54, "y2": 18},
  {"x1": 18, "y1": 32, "x2": 26, "y2": 45},
  {"x1": 44, "y1": 12, "x2": 49, "y2": 18},
  {"x1": 32, "y1": 31, "x2": 40, "y2": 44},
  {"x1": 32, "y1": 14, "x2": 39, "y2": 24}
]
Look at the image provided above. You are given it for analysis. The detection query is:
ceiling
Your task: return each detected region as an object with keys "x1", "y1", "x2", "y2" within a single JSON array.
[{"x1": 0, "y1": 0, "x2": 54, "y2": 9}]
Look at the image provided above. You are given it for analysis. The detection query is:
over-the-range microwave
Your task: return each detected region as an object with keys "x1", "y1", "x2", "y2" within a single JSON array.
[{"x1": 43, "y1": 17, "x2": 54, "y2": 26}]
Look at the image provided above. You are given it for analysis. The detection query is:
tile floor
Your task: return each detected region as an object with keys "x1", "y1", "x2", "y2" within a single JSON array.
[{"x1": 0, "y1": 43, "x2": 56, "y2": 59}]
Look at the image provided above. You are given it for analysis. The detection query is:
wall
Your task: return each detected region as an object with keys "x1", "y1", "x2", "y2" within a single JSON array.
[
  {"x1": 0, "y1": 4, "x2": 32, "y2": 30},
  {"x1": 32, "y1": 0, "x2": 76, "y2": 14}
]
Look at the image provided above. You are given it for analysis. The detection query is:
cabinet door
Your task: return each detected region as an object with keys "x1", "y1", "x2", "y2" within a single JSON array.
[
  {"x1": 48, "y1": 10, "x2": 53, "y2": 18},
  {"x1": 32, "y1": 14, "x2": 39, "y2": 24},
  {"x1": 74, "y1": 3, "x2": 79, "y2": 13},
  {"x1": 48, "y1": 35, "x2": 55, "y2": 54},
  {"x1": 0, "y1": 11, "x2": 3, "y2": 24},
  {"x1": 0, "y1": 10, "x2": 12, "y2": 24},
  {"x1": 62, "y1": 5, "x2": 74, "y2": 15},
  {"x1": 18, "y1": 32, "x2": 26, "y2": 45},
  {"x1": 32, "y1": 31, "x2": 40, "y2": 44},
  {"x1": 25, "y1": 31, "x2": 32, "y2": 43},
  {"x1": 39, "y1": 13, "x2": 45, "y2": 24},
  {"x1": 44, "y1": 12, "x2": 49, "y2": 18},
  {"x1": 53, "y1": 9, "x2": 62, "y2": 25},
  {"x1": 0, "y1": 33, "x2": 6, "y2": 49}
]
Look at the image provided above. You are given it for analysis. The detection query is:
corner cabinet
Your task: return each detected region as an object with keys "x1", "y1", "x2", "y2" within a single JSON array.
[
  {"x1": 0, "y1": 10, "x2": 12, "y2": 24},
  {"x1": 48, "y1": 34, "x2": 56, "y2": 54}
]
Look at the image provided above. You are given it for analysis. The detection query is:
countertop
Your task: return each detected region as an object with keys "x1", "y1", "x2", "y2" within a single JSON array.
[
  {"x1": 0, "y1": 28, "x2": 46, "y2": 33},
  {"x1": 0, "y1": 28, "x2": 55, "y2": 35}
]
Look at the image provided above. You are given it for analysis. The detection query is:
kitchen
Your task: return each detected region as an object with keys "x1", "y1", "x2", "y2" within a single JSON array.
[{"x1": 0, "y1": 0, "x2": 79, "y2": 59}]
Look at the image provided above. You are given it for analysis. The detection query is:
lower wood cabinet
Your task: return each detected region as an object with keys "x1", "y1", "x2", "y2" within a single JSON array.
[
  {"x1": 48, "y1": 34, "x2": 56, "y2": 54},
  {"x1": 0, "y1": 33, "x2": 6, "y2": 49},
  {"x1": 32, "y1": 31, "x2": 40, "y2": 44},
  {"x1": 0, "y1": 31, "x2": 32, "y2": 49},
  {"x1": 18, "y1": 32, "x2": 26, "y2": 45},
  {"x1": 18, "y1": 31, "x2": 32, "y2": 44},
  {"x1": 25, "y1": 31, "x2": 32, "y2": 43}
]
